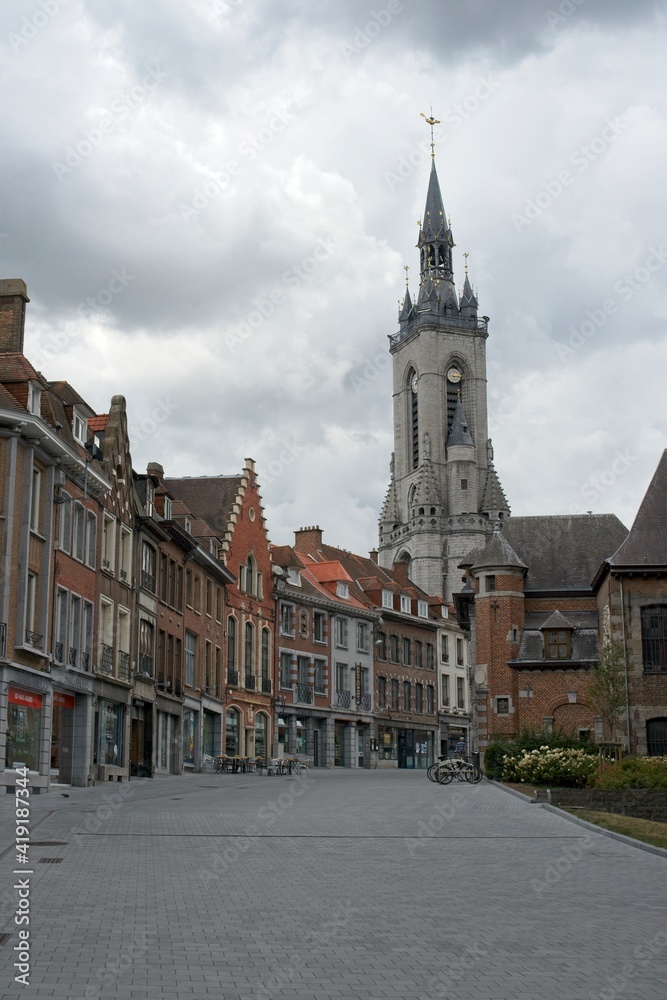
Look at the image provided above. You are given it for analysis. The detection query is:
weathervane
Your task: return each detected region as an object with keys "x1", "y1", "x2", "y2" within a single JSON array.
[
  {"x1": 404, "y1": 265, "x2": 410, "y2": 286},
  {"x1": 464, "y1": 252, "x2": 469, "y2": 274},
  {"x1": 420, "y1": 108, "x2": 440, "y2": 158}
]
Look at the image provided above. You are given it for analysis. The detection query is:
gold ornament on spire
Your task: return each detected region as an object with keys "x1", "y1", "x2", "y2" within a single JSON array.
[
  {"x1": 420, "y1": 109, "x2": 440, "y2": 158},
  {"x1": 404, "y1": 265, "x2": 410, "y2": 286},
  {"x1": 464, "y1": 252, "x2": 469, "y2": 274}
]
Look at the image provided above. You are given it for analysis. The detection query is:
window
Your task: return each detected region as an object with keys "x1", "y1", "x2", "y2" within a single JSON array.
[
  {"x1": 141, "y1": 543, "x2": 156, "y2": 592},
  {"x1": 163, "y1": 496, "x2": 172, "y2": 520},
  {"x1": 71, "y1": 503, "x2": 85, "y2": 561},
  {"x1": 641, "y1": 607, "x2": 667, "y2": 672},
  {"x1": 227, "y1": 616, "x2": 237, "y2": 679},
  {"x1": 185, "y1": 632, "x2": 197, "y2": 687},
  {"x1": 27, "y1": 382, "x2": 41, "y2": 415},
  {"x1": 441, "y1": 675, "x2": 450, "y2": 707},
  {"x1": 118, "y1": 608, "x2": 130, "y2": 679},
  {"x1": 400, "y1": 595, "x2": 411, "y2": 614},
  {"x1": 102, "y1": 514, "x2": 116, "y2": 571},
  {"x1": 414, "y1": 640, "x2": 423, "y2": 668},
  {"x1": 381, "y1": 589, "x2": 394, "y2": 610},
  {"x1": 206, "y1": 579, "x2": 212, "y2": 617},
  {"x1": 145, "y1": 479, "x2": 154, "y2": 518},
  {"x1": 313, "y1": 611, "x2": 326, "y2": 643},
  {"x1": 194, "y1": 575, "x2": 201, "y2": 612},
  {"x1": 427, "y1": 685, "x2": 434, "y2": 714},
  {"x1": 337, "y1": 581, "x2": 349, "y2": 599},
  {"x1": 139, "y1": 619, "x2": 154, "y2": 676},
  {"x1": 403, "y1": 681, "x2": 411, "y2": 711},
  {"x1": 485, "y1": 575, "x2": 496, "y2": 593},
  {"x1": 25, "y1": 572, "x2": 38, "y2": 641},
  {"x1": 186, "y1": 569, "x2": 193, "y2": 607},
  {"x1": 496, "y1": 696, "x2": 509, "y2": 715},
  {"x1": 59, "y1": 492, "x2": 72, "y2": 551},
  {"x1": 261, "y1": 628, "x2": 270, "y2": 682},
  {"x1": 30, "y1": 467, "x2": 41, "y2": 532},
  {"x1": 390, "y1": 678, "x2": 399, "y2": 710},
  {"x1": 461, "y1": 478, "x2": 468, "y2": 491},
  {"x1": 402, "y1": 637, "x2": 410, "y2": 665},
  {"x1": 545, "y1": 630, "x2": 571, "y2": 660},
  {"x1": 73, "y1": 412, "x2": 87, "y2": 443},
  {"x1": 389, "y1": 635, "x2": 399, "y2": 662},
  {"x1": 357, "y1": 622, "x2": 370, "y2": 653},
  {"x1": 244, "y1": 622, "x2": 254, "y2": 678},
  {"x1": 335, "y1": 617, "x2": 348, "y2": 648},
  {"x1": 279, "y1": 651, "x2": 292, "y2": 688},
  {"x1": 246, "y1": 556, "x2": 254, "y2": 595},
  {"x1": 280, "y1": 603, "x2": 295, "y2": 637},
  {"x1": 336, "y1": 662, "x2": 347, "y2": 691},
  {"x1": 418, "y1": 600, "x2": 428, "y2": 618},
  {"x1": 456, "y1": 677, "x2": 465, "y2": 709},
  {"x1": 376, "y1": 631, "x2": 387, "y2": 660},
  {"x1": 440, "y1": 634, "x2": 449, "y2": 662},
  {"x1": 99, "y1": 598, "x2": 113, "y2": 672},
  {"x1": 415, "y1": 683, "x2": 423, "y2": 713},
  {"x1": 215, "y1": 646, "x2": 222, "y2": 696},
  {"x1": 119, "y1": 526, "x2": 131, "y2": 582},
  {"x1": 378, "y1": 676, "x2": 387, "y2": 708},
  {"x1": 69, "y1": 595, "x2": 81, "y2": 666},
  {"x1": 86, "y1": 512, "x2": 97, "y2": 567},
  {"x1": 83, "y1": 601, "x2": 93, "y2": 671},
  {"x1": 216, "y1": 587, "x2": 223, "y2": 623},
  {"x1": 205, "y1": 641, "x2": 213, "y2": 693},
  {"x1": 426, "y1": 643, "x2": 435, "y2": 670},
  {"x1": 287, "y1": 567, "x2": 301, "y2": 586},
  {"x1": 314, "y1": 659, "x2": 326, "y2": 693},
  {"x1": 456, "y1": 637, "x2": 464, "y2": 665},
  {"x1": 55, "y1": 588, "x2": 67, "y2": 662}
]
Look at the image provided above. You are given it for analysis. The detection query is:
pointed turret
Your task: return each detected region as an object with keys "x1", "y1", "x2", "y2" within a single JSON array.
[
  {"x1": 460, "y1": 272, "x2": 478, "y2": 318},
  {"x1": 447, "y1": 395, "x2": 474, "y2": 447},
  {"x1": 417, "y1": 158, "x2": 457, "y2": 310},
  {"x1": 398, "y1": 286, "x2": 415, "y2": 326},
  {"x1": 481, "y1": 463, "x2": 510, "y2": 522}
]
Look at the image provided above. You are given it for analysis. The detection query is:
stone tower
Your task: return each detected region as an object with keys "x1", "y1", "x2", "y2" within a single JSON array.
[{"x1": 378, "y1": 155, "x2": 509, "y2": 600}]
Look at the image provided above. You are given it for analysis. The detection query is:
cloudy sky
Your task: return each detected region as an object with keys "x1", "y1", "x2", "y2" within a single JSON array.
[{"x1": 2, "y1": 0, "x2": 667, "y2": 554}]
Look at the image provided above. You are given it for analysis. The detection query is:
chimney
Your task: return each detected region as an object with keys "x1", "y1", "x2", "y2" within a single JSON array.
[
  {"x1": 0, "y1": 279, "x2": 29, "y2": 354},
  {"x1": 393, "y1": 560, "x2": 409, "y2": 587},
  {"x1": 369, "y1": 548, "x2": 378, "y2": 565},
  {"x1": 147, "y1": 461, "x2": 165, "y2": 484},
  {"x1": 294, "y1": 525, "x2": 323, "y2": 555}
]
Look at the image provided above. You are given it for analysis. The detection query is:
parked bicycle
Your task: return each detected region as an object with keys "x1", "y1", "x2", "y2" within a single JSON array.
[{"x1": 427, "y1": 754, "x2": 482, "y2": 784}]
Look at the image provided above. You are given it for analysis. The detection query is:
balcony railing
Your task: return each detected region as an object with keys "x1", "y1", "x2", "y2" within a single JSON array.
[
  {"x1": 296, "y1": 683, "x2": 313, "y2": 704},
  {"x1": 138, "y1": 652, "x2": 153, "y2": 677},
  {"x1": 25, "y1": 629, "x2": 43, "y2": 649},
  {"x1": 245, "y1": 673, "x2": 256, "y2": 690},
  {"x1": 336, "y1": 689, "x2": 351, "y2": 709},
  {"x1": 261, "y1": 676, "x2": 272, "y2": 694},
  {"x1": 118, "y1": 650, "x2": 131, "y2": 681},
  {"x1": 68, "y1": 646, "x2": 78, "y2": 668},
  {"x1": 227, "y1": 669, "x2": 239, "y2": 687},
  {"x1": 358, "y1": 692, "x2": 372, "y2": 712},
  {"x1": 141, "y1": 571, "x2": 156, "y2": 593},
  {"x1": 100, "y1": 644, "x2": 114, "y2": 674},
  {"x1": 54, "y1": 640, "x2": 64, "y2": 663}
]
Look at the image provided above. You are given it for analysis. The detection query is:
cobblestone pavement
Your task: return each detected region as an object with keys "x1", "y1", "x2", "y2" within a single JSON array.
[{"x1": 0, "y1": 769, "x2": 665, "y2": 999}]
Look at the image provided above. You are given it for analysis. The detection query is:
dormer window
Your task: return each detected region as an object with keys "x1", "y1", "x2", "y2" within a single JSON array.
[
  {"x1": 288, "y1": 568, "x2": 302, "y2": 587},
  {"x1": 164, "y1": 497, "x2": 172, "y2": 520},
  {"x1": 545, "y1": 630, "x2": 571, "y2": 660},
  {"x1": 73, "y1": 411, "x2": 87, "y2": 444},
  {"x1": 336, "y1": 581, "x2": 349, "y2": 599},
  {"x1": 184, "y1": 517, "x2": 192, "y2": 534},
  {"x1": 27, "y1": 382, "x2": 41, "y2": 416},
  {"x1": 400, "y1": 595, "x2": 411, "y2": 614},
  {"x1": 381, "y1": 589, "x2": 394, "y2": 610},
  {"x1": 418, "y1": 600, "x2": 428, "y2": 619},
  {"x1": 145, "y1": 479, "x2": 154, "y2": 518}
]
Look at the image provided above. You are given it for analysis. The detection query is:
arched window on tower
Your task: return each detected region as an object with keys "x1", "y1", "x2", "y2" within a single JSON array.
[
  {"x1": 408, "y1": 369, "x2": 419, "y2": 470},
  {"x1": 446, "y1": 365, "x2": 465, "y2": 435}
]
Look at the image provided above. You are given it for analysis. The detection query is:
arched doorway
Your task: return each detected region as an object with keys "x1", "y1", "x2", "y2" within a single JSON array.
[{"x1": 225, "y1": 707, "x2": 240, "y2": 757}]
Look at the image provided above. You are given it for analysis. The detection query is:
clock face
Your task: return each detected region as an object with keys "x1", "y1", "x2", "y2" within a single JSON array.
[
  {"x1": 410, "y1": 373, "x2": 419, "y2": 392},
  {"x1": 447, "y1": 367, "x2": 462, "y2": 384}
]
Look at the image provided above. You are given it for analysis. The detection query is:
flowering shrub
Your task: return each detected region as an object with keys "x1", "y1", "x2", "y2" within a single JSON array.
[
  {"x1": 484, "y1": 730, "x2": 592, "y2": 780},
  {"x1": 501, "y1": 745, "x2": 598, "y2": 788},
  {"x1": 593, "y1": 756, "x2": 667, "y2": 789}
]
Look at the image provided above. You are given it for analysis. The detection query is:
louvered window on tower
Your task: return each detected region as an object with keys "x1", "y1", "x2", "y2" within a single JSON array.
[{"x1": 411, "y1": 385, "x2": 419, "y2": 469}]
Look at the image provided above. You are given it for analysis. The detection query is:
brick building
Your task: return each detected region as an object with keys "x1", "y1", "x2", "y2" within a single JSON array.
[
  {"x1": 593, "y1": 451, "x2": 667, "y2": 754},
  {"x1": 459, "y1": 515, "x2": 628, "y2": 749}
]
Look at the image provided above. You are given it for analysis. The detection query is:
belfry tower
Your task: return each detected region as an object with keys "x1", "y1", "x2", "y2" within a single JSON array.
[{"x1": 378, "y1": 134, "x2": 509, "y2": 600}]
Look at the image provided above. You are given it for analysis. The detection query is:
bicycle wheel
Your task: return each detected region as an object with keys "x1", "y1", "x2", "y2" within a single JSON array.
[
  {"x1": 463, "y1": 764, "x2": 483, "y2": 784},
  {"x1": 436, "y1": 767, "x2": 454, "y2": 784},
  {"x1": 427, "y1": 763, "x2": 440, "y2": 782}
]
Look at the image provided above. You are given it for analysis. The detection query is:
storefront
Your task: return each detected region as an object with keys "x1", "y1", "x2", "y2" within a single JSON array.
[
  {"x1": 156, "y1": 710, "x2": 179, "y2": 773},
  {"x1": 50, "y1": 691, "x2": 75, "y2": 782},
  {"x1": 225, "y1": 706, "x2": 241, "y2": 756},
  {"x1": 203, "y1": 709, "x2": 220, "y2": 759},
  {"x1": 254, "y1": 712, "x2": 269, "y2": 760},
  {"x1": 130, "y1": 700, "x2": 153, "y2": 778},
  {"x1": 377, "y1": 725, "x2": 435, "y2": 769},
  {"x1": 182, "y1": 708, "x2": 197, "y2": 768},
  {"x1": 7, "y1": 688, "x2": 43, "y2": 772}
]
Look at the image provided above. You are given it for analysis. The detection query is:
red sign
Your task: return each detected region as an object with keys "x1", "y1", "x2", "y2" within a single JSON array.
[
  {"x1": 8, "y1": 688, "x2": 43, "y2": 709},
  {"x1": 53, "y1": 692, "x2": 75, "y2": 709}
]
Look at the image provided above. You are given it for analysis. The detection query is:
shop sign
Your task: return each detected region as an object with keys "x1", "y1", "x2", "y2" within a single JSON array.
[
  {"x1": 53, "y1": 692, "x2": 75, "y2": 709},
  {"x1": 8, "y1": 688, "x2": 43, "y2": 709}
]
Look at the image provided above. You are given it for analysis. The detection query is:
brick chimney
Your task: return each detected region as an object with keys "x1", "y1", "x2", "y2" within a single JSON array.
[
  {"x1": 294, "y1": 525, "x2": 323, "y2": 555},
  {"x1": 392, "y1": 559, "x2": 410, "y2": 587},
  {"x1": 0, "y1": 279, "x2": 29, "y2": 354},
  {"x1": 369, "y1": 548, "x2": 378, "y2": 565}
]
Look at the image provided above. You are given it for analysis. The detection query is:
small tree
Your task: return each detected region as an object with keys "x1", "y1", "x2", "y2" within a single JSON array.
[{"x1": 588, "y1": 639, "x2": 627, "y2": 743}]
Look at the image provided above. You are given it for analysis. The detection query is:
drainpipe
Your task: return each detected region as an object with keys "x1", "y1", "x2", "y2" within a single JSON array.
[{"x1": 619, "y1": 577, "x2": 631, "y2": 752}]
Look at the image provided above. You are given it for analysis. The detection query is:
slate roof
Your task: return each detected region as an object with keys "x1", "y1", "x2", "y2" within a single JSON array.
[
  {"x1": 447, "y1": 396, "x2": 474, "y2": 447},
  {"x1": 607, "y1": 450, "x2": 667, "y2": 568},
  {"x1": 165, "y1": 476, "x2": 243, "y2": 536},
  {"x1": 500, "y1": 515, "x2": 628, "y2": 591},
  {"x1": 481, "y1": 464, "x2": 510, "y2": 514},
  {"x1": 471, "y1": 531, "x2": 527, "y2": 572}
]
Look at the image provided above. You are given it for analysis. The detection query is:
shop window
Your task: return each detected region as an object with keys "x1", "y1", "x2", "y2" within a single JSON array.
[
  {"x1": 6, "y1": 689, "x2": 42, "y2": 770},
  {"x1": 99, "y1": 701, "x2": 124, "y2": 765},
  {"x1": 182, "y1": 709, "x2": 196, "y2": 766}
]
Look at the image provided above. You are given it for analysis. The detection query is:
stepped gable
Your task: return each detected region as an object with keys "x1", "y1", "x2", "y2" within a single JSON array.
[
  {"x1": 165, "y1": 475, "x2": 243, "y2": 536},
  {"x1": 607, "y1": 450, "x2": 667, "y2": 568},
  {"x1": 500, "y1": 514, "x2": 628, "y2": 591}
]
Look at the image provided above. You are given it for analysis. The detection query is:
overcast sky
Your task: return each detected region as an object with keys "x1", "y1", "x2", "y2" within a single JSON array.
[{"x1": 2, "y1": 0, "x2": 666, "y2": 556}]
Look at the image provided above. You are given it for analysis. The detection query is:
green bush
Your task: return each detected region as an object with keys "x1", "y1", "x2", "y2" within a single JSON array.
[
  {"x1": 593, "y1": 756, "x2": 667, "y2": 789},
  {"x1": 484, "y1": 729, "x2": 594, "y2": 781},
  {"x1": 502, "y1": 746, "x2": 598, "y2": 788}
]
